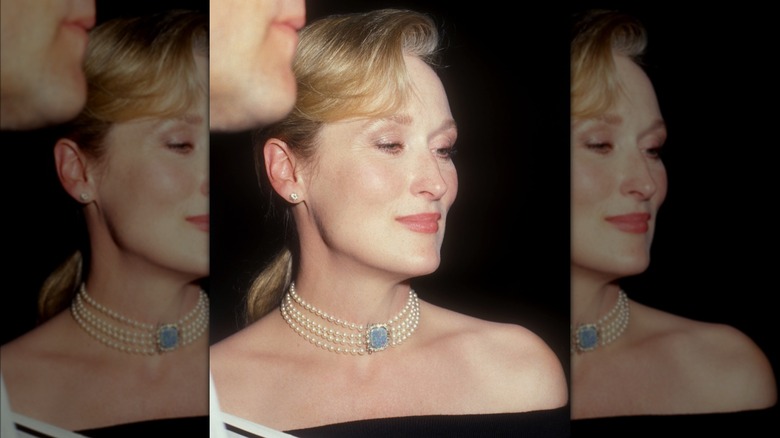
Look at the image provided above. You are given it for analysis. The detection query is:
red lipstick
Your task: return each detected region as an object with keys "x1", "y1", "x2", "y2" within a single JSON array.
[
  {"x1": 396, "y1": 213, "x2": 441, "y2": 234},
  {"x1": 186, "y1": 215, "x2": 209, "y2": 232},
  {"x1": 605, "y1": 213, "x2": 650, "y2": 233}
]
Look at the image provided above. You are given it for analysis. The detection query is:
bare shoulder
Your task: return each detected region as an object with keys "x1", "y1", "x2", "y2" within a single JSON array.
[
  {"x1": 209, "y1": 315, "x2": 292, "y2": 407},
  {"x1": 681, "y1": 320, "x2": 776, "y2": 409},
  {"x1": 210, "y1": 316, "x2": 278, "y2": 379},
  {"x1": 634, "y1": 302, "x2": 777, "y2": 410},
  {"x1": 0, "y1": 313, "x2": 88, "y2": 412},
  {"x1": 2, "y1": 312, "x2": 75, "y2": 377},
  {"x1": 422, "y1": 302, "x2": 568, "y2": 410}
]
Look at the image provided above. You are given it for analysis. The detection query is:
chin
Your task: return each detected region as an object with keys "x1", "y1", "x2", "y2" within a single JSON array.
[
  {"x1": 404, "y1": 253, "x2": 441, "y2": 277},
  {"x1": 573, "y1": 250, "x2": 650, "y2": 280},
  {"x1": 608, "y1": 252, "x2": 651, "y2": 278},
  {"x1": 40, "y1": 75, "x2": 87, "y2": 125}
]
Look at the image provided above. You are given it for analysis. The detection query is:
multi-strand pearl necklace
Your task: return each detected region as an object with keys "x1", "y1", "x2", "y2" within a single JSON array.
[
  {"x1": 71, "y1": 283, "x2": 209, "y2": 355},
  {"x1": 571, "y1": 289, "x2": 630, "y2": 354},
  {"x1": 280, "y1": 282, "x2": 420, "y2": 355}
]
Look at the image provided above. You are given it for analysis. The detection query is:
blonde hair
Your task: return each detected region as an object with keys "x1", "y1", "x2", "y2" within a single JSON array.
[
  {"x1": 571, "y1": 10, "x2": 647, "y2": 119},
  {"x1": 38, "y1": 10, "x2": 208, "y2": 322},
  {"x1": 245, "y1": 9, "x2": 440, "y2": 322}
]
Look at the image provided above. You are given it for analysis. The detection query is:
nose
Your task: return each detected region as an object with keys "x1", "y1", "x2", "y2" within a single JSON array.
[
  {"x1": 620, "y1": 150, "x2": 657, "y2": 200},
  {"x1": 411, "y1": 149, "x2": 449, "y2": 200}
]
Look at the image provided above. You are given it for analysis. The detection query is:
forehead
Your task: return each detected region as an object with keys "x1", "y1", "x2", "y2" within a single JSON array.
[
  {"x1": 403, "y1": 55, "x2": 451, "y2": 115},
  {"x1": 611, "y1": 54, "x2": 662, "y2": 120}
]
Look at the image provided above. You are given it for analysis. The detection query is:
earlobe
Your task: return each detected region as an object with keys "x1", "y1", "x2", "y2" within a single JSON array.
[
  {"x1": 264, "y1": 138, "x2": 303, "y2": 203},
  {"x1": 54, "y1": 138, "x2": 93, "y2": 204}
]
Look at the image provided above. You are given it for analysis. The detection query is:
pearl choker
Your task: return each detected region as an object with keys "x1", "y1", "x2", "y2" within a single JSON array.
[
  {"x1": 280, "y1": 282, "x2": 420, "y2": 355},
  {"x1": 571, "y1": 289, "x2": 630, "y2": 354},
  {"x1": 71, "y1": 283, "x2": 209, "y2": 355}
]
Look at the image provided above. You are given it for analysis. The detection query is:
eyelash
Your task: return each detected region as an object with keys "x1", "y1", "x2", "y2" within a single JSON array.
[
  {"x1": 585, "y1": 142, "x2": 664, "y2": 160},
  {"x1": 377, "y1": 142, "x2": 404, "y2": 155},
  {"x1": 167, "y1": 142, "x2": 194, "y2": 153},
  {"x1": 434, "y1": 146, "x2": 457, "y2": 160},
  {"x1": 377, "y1": 143, "x2": 458, "y2": 161},
  {"x1": 645, "y1": 145, "x2": 664, "y2": 160},
  {"x1": 585, "y1": 142, "x2": 612, "y2": 153}
]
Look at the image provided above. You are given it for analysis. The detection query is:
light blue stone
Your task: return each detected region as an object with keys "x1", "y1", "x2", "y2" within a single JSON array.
[
  {"x1": 577, "y1": 325, "x2": 599, "y2": 351},
  {"x1": 158, "y1": 325, "x2": 179, "y2": 351},
  {"x1": 368, "y1": 325, "x2": 388, "y2": 351}
]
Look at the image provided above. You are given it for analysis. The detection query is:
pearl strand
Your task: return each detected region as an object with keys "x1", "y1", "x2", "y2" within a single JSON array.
[
  {"x1": 281, "y1": 282, "x2": 420, "y2": 355},
  {"x1": 571, "y1": 289, "x2": 630, "y2": 354},
  {"x1": 71, "y1": 284, "x2": 209, "y2": 355},
  {"x1": 597, "y1": 290, "x2": 629, "y2": 346}
]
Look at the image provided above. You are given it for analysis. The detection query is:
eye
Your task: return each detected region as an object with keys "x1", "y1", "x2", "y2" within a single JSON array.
[
  {"x1": 433, "y1": 146, "x2": 457, "y2": 161},
  {"x1": 585, "y1": 142, "x2": 613, "y2": 154},
  {"x1": 167, "y1": 142, "x2": 194, "y2": 153},
  {"x1": 645, "y1": 145, "x2": 664, "y2": 160},
  {"x1": 377, "y1": 142, "x2": 404, "y2": 155}
]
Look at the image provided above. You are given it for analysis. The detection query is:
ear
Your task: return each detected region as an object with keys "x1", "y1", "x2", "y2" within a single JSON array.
[
  {"x1": 264, "y1": 138, "x2": 303, "y2": 203},
  {"x1": 54, "y1": 138, "x2": 93, "y2": 204}
]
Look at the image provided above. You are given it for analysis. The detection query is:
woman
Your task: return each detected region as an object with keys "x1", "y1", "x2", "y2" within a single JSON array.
[
  {"x1": 570, "y1": 9, "x2": 776, "y2": 423},
  {"x1": 1, "y1": 9, "x2": 209, "y2": 436},
  {"x1": 210, "y1": 9, "x2": 568, "y2": 437}
]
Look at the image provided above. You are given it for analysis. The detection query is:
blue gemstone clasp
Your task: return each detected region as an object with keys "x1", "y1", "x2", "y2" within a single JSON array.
[
  {"x1": 366, "y1": 324, "x2": 390, "y2": 353},
  {"x1": 158, "y1": 324, "x2": 180, "y2": 352},
  {"x1": 574, "y1": 324, "x2": 599, "y2": 353}
]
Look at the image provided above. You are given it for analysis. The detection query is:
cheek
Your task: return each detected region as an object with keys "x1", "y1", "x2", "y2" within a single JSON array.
[
  {"x1": 653, "y1": 166, "x2": 668, "y2": 208},
  {"x1": 572, "y1": 157, "x2": 606, "y2": 211},
  {"x1": 305, "y1": 161, "x2": 388, "y2": 237},
  {"x1": 325, "y1": 160, "x2": 400, "y2": 206},
  {"x1": 107, "y1": 160, "x2": 193, "y2": 212},
  {"x1": 142, "y1": 162, "x2": 194, "y2": 205},
  {"x1": 443, "y1": 166, "x2": 458, "y2": 209}
]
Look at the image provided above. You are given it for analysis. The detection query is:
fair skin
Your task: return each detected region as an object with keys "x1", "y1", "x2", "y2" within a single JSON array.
[
  {"x1": 0, "y1": 0, "x2": 95, "y2": 130},
  {"x1": 0, "y1": 54, "x2": 210, "y2": 430},
  {"x1": 209, "y1": 0, "x2": 305, "y2": 131},
  {"x1": 211, "y1": 55, "x2": 567, "y2": 431},
  {"x1": 571, "y1": 53, "x2": 776, "y2": 419}
]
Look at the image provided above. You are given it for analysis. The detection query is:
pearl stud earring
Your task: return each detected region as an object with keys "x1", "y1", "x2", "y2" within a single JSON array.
[{"x1": 289, "y1": 193, "x2": 299, "y2": 202}]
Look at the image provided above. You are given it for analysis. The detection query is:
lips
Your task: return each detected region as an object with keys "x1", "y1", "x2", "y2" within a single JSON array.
[
  {"x1": 605, "y1": 212, "x2": 651, "y2": 233},
  {"x1": 186, "y1": 215, "x2": 209, "y2": 232},
  {"x1": 61, "y1": 14, "x2": 94, "y2": 46},
  {"x1": 63, "y1": 9, "x2": 96, "y2": 32},
  {"x1": 396, "y1": 213, "x2": 441, "y2": 234},
  {"x1": 279, "y1": 15, "x2": 306, "y2": 32}
]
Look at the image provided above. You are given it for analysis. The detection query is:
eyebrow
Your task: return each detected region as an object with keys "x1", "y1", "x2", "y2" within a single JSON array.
[
  {"x1": 369, "y1": 114, "x2": 458, "y2": 135},
  {"x1": 638, "y1": 119, "x2": 667, "y2": 139},
  {"x1": 180, "y1": 114, "x2": 204, "y2": 125},
  {"x1": 386, "y1": 114, "x2": 413, "y2": 125},
  {"x1": 155, "y1": 114, "x2": 203, "y2": 127},
  {"x1": 598, "y1": 113, "x2": 623, "y2": 125},
  {"x1": 573, "y1": 115, "x2": 665, "y2": 138}
]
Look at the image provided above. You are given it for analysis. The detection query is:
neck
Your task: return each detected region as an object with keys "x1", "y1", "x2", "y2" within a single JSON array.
[
  {"x1": 81, "y1": 216, "x2": 205, "y2": 324},
  {"x1": 294, "y1": 264, "x2": 412, "y2": 326},
  {"x1": 85, "y1": 253, "x2": 203, "y2": 326},
  {"x1": 571, "y1": 265, "x2": 622, "y2": 325},
  {"x1": 292, "y1": 224, "x2": 421, "y2": 324}
]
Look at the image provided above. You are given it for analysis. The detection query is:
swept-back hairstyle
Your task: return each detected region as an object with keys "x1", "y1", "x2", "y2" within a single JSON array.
[
  {"x1": 246, "y1": 9, "x2": 440, "y2": 322},
  {"x1": 38, "y1": 9, "x2": 208, "y2": 322},
  {"x1": 571, "y1": 10, "x2": 647, "y2": 119}
]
